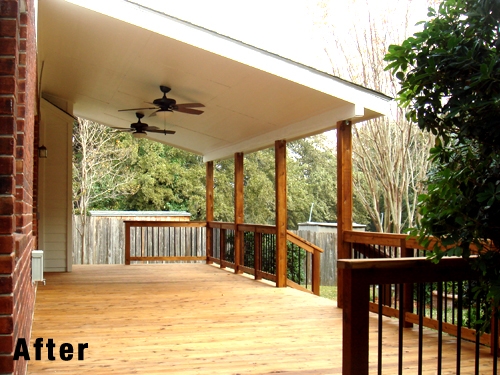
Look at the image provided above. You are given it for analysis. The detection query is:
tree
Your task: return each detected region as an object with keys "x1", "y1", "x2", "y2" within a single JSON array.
[
  {"x1": 124, "y1": 140, "x2": 206, "y2": 219},
  {"x1": 318, "y1": 0, "x2": 435, "y2": 233},
  {"x1": 72, "y1": 118, "x2": 134, "y2": 263},
  {"x1": 385, "y1": 0, "x2": 500, "y2": 308}
]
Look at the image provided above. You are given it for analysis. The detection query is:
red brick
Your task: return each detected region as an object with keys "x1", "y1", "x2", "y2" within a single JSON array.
[
  {"x1": 0, "y1": 316, "x2": 13, "y2": 335},
  {"x1": 0, "y1": 98, "x2": 14, "y2": 115},
  {"x1": 0, "y1": 19, "x2": 16, "y2": 38},
  {"x1": 17, "y1": 52, "x2": 25, "y2": 65},
  {"x1": 0, "y1": 355, "x2": 13, "y2": 373},
  {"x1": 0, "y1": 217, "x2": 14, "y2": 235},
  {"x1": 0, "y1": 297, "x2": 13, "y2": 315},
  {"x1": 0, "y1": 38, "x2": 16, "y2": 56},
  {"x1": 19, "y1": 25, "x2": 26, "y2": 39},
  {"x1": 0, "y1": 276, "x2": 12, "y2": 294},
  {"x1": 0, "y1": 197, "x2": 14, "y2": 215},
  {"x1": 20, "y1": 13, "x2": 27, "y2": 26},
  {"x1": 17, "y1": 66, "x2": 25, "y2": 81},
  {"x1": 18, "y1": 39, "x2": 25, "y2": 52},
  {"x1": 0, "y1": 1, "x2": 18, "y2": 18},
  {"x1": 0, "y1": 76, "x2": 15, "y2": 95},
  {"x1": 0, "y1": 177, "x2": 14, "y2": 195},
  {"x1": 0, "y1": 156, "x2": 14, "y2": 174},
  {"x1": 14, "y1": 119, "x2": 22, "y2": 133},
  {"x1": 16, "y1": 104, "x2": 24, "y2": 118},
  {"x1": 0, "y1": 335, "x2": 13, "y2": 354},
  {"x1": 0, "y1": 138, "x2": 14, "y2": 155},
  {"x1": 17, "y1": 92, "x2": 24, "y2": 104},
  {"x1": 0, "y1": 236, "x2": 13, "y2": 254},
  {"x1": 17, "y1": 78, "x2": 24, "y2": 92},
  {"x1": 0, "y1": 256, "x2": 13, "y2": 274},
  {"x1": 15, "y1": 159, "x2": 22, "y2": 174},
  {"x1": 0, "y1": 118, "x2": 14, "y2": 135},
  {"x1": 0, "y1": 57, "x2": 15, "y2": 75}
]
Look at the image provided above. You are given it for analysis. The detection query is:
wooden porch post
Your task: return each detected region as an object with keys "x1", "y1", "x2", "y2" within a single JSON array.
[
  {"x1": 234, "y1": 152, "x2": 244, "y2": 273},
  {"x1": 206, "y1": 161, "x2": 214, "y2": 264},
  {"x1": 337, "y1": 120, "x2": 353, "y2": 308},
  {"x1": 275, "y1": 140, "x2": 287, "y2": 287}
]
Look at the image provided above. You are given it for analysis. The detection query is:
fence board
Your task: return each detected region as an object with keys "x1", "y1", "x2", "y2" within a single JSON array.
[{"x1": 73, "y1": 215, "x2": 207, "y2": 265}]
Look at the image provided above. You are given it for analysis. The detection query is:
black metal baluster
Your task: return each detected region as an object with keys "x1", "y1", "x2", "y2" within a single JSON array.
[
  {"x1": 494, "y1": 310, "x2": 498, "y2": 375},
  {"x1": 437, "y1": 281, "x2": 443, "y2": 375},
  {"x1": 418, "y1": 282, "x2": 424, "y2": 375},
  {"x1": 378, "y1": 284, "x2": 383, "y2": 375},
  {"x1": 456, "y1": 281, "x2": 462, "y2": 375},
  {"x1": 398, "y1": 283, "x2": 404, "y2": 375},
  {"x1": 475, "y1": 293, "x2": 480, "y2": 375}
]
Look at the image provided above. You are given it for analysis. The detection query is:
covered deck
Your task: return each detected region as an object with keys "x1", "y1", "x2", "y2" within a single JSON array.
[{"x1": 28, "y1": 264, "x2": 495, "y2": 374}]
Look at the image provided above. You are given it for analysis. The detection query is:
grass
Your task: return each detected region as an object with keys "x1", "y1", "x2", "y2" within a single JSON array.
[{"x1": 320, "y1": 285, "x2": 337, "y2": 301}]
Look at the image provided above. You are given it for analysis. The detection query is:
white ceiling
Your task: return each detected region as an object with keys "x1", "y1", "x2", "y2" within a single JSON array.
[{"x1": 37, "y1": 0, "x2": 391, "y2": 161}]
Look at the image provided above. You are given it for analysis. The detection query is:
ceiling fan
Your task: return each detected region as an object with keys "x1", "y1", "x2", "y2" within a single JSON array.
[
  {"x1": 113, "y1": 112, "x2": 176, "y2": 138},
  {"x1": 118, "y1": 85, "x2": 205, "y2": 116}
]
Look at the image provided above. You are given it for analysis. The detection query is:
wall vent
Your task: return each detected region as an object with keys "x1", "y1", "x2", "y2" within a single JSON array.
[{"x1": 32, "y1": 250, "x2": 45, "y2": 284}]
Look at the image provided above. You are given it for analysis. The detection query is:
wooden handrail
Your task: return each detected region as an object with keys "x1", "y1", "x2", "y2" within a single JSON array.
[
  {"x1": 123, "y1": 220, "x2": 207, "y2": 228},
  {"x1": 286, "y1": 231, "x2": 324, "y2": 254},
  {"x1": 124, "y1": 221, "x2": 206, "y2": 265},
  {"x1": 238, "y1": 224, "x2": 276, "y2": 234},
  {"x1": 344, "y1": 230, "x2": 431, "y2": 250},
  {"x1": 207, "y1": 221, "x2": 236, "y2": 230},
  {"x1": 338, "y1": 257, "x2": 479, "y2": 375}
]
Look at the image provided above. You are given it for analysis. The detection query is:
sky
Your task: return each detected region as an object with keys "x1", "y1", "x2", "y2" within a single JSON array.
[{"x1": 134, "y1": 0, "x2": 433, "y2": 74}]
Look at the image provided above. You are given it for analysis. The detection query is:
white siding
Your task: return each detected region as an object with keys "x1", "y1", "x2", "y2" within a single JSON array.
[{"x1": 38, "y1": 99, "x2": 73, "y2": 272}]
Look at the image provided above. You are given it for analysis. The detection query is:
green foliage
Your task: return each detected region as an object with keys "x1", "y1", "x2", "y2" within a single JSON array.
[
  {"x1": 385, "y1": 0, "x2": 500, "y2": 313},
  {"x1": 124, "y1": 140, "x2": 206, "y2": 219}
]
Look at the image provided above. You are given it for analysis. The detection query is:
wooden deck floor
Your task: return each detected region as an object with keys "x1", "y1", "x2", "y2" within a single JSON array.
[{"x1": 28, "y1": 264, "x2": 496, "y2": 374}]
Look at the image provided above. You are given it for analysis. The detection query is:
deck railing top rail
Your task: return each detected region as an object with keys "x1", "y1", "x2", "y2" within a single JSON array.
[{"x1": 124, "y1": 220, "x2": 207, "y2": 228}]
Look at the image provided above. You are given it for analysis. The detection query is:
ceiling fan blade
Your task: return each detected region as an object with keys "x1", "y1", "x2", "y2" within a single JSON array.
[
  {"x1": 113, "y1": 129, "x2": 133, "y2": 132},
  {"x1": 175, "y1": 103, "x2": 205, "y2": 108},
  {"x1": 144, "y1": 126, "x2": 160, "y2": 130},
  {"x1": 146, "y1": 129, "x2": 176, "y2": 135},
  {"x1": 174, "y1": 107, "x2": 204, "y2": 115},
  {"x1": 118, "y1": 107, "x2": 157, "y2": 112}
]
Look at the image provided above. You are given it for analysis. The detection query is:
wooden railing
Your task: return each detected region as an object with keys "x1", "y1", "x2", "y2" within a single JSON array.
[
  {"x1": 124, "y1": 220, "x2": 324, "y2": 295},
  {"x1": 344, "y1": 230, "x2": 499, "y2": 344},
  {"x1": 207, "y1": 221, "x2": 323, "y2": 295},
  {"x1": 341, "y1": 230, "x2": 499, "y2": 375},
  {"x1": 124, "y1": 221, "x2": 207, "y2": 264}
]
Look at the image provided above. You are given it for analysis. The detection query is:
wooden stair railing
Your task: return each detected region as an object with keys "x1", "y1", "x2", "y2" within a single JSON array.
[{"x1": 286, "y1": 230, "x2": 324, "y2": 295}]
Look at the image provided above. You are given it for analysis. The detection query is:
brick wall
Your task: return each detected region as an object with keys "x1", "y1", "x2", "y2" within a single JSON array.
[{"x1": 0, "y1": 0, "x2": 37, "y2": 374}]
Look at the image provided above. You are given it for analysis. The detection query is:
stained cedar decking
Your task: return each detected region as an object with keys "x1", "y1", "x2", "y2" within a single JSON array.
[{"x1": 28, "y1": 264, "x2": 496, "y2": 374}]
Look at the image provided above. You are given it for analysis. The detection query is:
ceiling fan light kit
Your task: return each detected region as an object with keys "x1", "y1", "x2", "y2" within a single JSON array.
[{"x1": 132, "y1": 132, "x2": 147, "y2": 139}]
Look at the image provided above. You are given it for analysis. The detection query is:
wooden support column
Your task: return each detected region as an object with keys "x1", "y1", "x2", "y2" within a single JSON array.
[
  {"x1": 234, "y1": 152, "x2": 244, "y2": 274},
  {"x1": 275, "y1": 140, "x2": 287, "y2": 288},
  {"x1": 337, "y1": 120, "x2": 353, "y2": 308},
  {"x1": 206, "y1": 161, "x2": 214, "y2": 264}
]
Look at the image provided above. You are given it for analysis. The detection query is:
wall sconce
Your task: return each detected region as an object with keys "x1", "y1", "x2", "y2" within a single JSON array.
[{"x1": 38, "y1": 145, "x2": 48, "y2": 159}]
